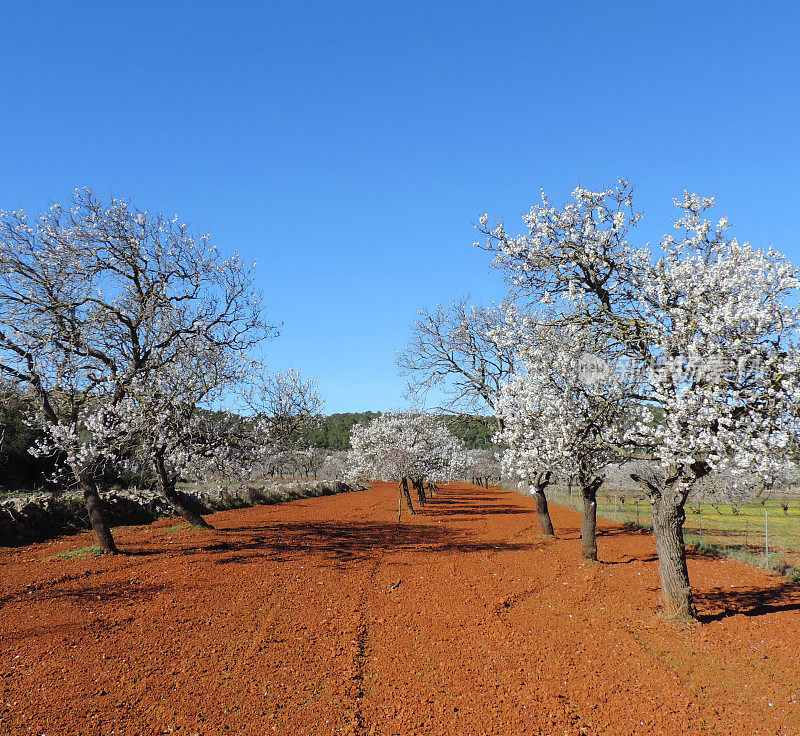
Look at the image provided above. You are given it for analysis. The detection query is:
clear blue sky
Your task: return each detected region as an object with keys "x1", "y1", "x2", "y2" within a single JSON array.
[{"x1": 2, "y1": 1, "x2": 799, "y2": 413}]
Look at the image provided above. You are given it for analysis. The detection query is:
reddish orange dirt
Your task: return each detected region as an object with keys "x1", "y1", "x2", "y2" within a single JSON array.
[{"x1": 1, "y1": 482, "x2": 799, "y2": 736}]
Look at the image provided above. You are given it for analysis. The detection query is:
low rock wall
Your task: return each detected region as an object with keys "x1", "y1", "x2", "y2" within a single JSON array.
[{"x1": 0, "y1": 480, "x2": 366, "y2": 546}]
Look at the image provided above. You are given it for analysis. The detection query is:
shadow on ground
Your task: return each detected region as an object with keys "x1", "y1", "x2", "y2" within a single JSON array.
[
  {"x1": 203, "y1": 520, "x2": 547, "y2": 567},
  {"x1": 696, "y1": 580, "x2": 800, "y2": 622}
]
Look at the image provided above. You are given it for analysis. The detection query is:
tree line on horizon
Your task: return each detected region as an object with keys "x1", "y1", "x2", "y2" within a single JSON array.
[{"x1": 0, "y1": 400, "x2": 496, "y2": 492}]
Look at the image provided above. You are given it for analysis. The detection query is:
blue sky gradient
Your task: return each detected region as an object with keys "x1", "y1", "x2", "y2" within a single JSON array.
[{"x1": 2, "y1": 1, "x2": 799, "y2": 412}]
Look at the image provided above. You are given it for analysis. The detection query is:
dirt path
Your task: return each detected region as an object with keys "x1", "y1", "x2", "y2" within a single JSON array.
[{"x1": 1, "y1": 482, "x2": 799, "y2": 736}]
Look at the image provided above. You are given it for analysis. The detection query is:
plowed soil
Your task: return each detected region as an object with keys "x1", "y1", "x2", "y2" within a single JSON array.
[{"x1": 1, "y1": 482, "x2": 799, "y2": 736}]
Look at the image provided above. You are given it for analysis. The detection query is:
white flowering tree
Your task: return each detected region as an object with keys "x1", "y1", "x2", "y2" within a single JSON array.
[
  {"x1": 397, "y1": 298, "x2": 517, "y2": 429},
  {"x1": 479, "y1": 182, "x2": 800, "y2": 618},
  {"x1": 111, "y1": 340, "x2": 244, "y2": 529},
  {"x1": 166, "y1": 366, "x2": 324, "y2": 489},
  {"x1": 0, "y1": 190, "x2": 273, "y2": 552},
  {"x1": 318, "y1": 450, "x2": 352, "y2": 481},
  {"x1": 464, "y1": 448, "x2": 500, "y2": 488},
  {"x1": 496, "y1": 322, "x2": 639, "y2": 558},
  {"x1": 349, "y1": 412, "x2": 468, "y2": 515},
  {"x1": 243, "y1": 368, "x2": 324, "y2": 471}
]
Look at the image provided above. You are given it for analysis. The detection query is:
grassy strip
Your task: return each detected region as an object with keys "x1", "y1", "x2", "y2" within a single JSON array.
[
  {"x1": 509, "y1": 482, "x2": 800, "y2": 584},
  {"x1": 682, "y1": 531, "x2": 800, "y2": 583},
  {"x1": 55, "y1": 545, "x2": 105, "y2": 560}
]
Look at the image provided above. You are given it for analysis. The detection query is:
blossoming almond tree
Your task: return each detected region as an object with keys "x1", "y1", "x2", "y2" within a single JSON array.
[
  {"x1": 242, "y1": 368, "x2": 325, "y2": 474},
  {"x1": 348, "y1": 412, "x2": 468, "y2": 516},
  {"x1": 397, "y1": 298, "x2": 517, "y2": 430},
  {"x1": 0, "y1": 190, "x2": 273, "y2": 552},
  {"x1": 479, "y1": 182, "x2": 800, "y2": 618},
  {"x1": 115, "y1": 359, "x2": 324, "y2": 528},
  {"x1": 495, "y1": 322, "x2": 640, "y2": 558},
  {"x1": 199, "y1": 367, "x2": 325, "y2": 485},
  {"x1": 464, "y1": 448, "x2": 500, "y2": 488},
  {"x1": 112, "y1": 342, "x2": 240, "y2": 530}
]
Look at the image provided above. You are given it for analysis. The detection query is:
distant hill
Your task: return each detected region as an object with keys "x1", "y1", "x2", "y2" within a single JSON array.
[
  {"x1": 441, "y1": 415, "x2": 498, "y2": 449},
  {"x1": 302, "y1": 412, "x2": 498, "y2": 451},
  {"x1": 301, "y1": 412, "x2": 382, "y2": 450}
]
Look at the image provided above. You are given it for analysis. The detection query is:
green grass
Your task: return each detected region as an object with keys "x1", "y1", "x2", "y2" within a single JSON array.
[
  {"x1": 549, "y1": 487, "x2": 800, "y2": 580},
  {"x1": 55, "y1": 545, "x2": 105, "y2": 559},
  {"x1": 554, "y1": 491, "x2": 800, "y2": 551},
  {"x1": 163, "y1": 521, "x2": 210, "y2": 532}
]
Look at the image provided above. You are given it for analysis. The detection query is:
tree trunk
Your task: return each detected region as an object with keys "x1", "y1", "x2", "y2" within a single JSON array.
[
  {"x1": 532, "y1": 471, "x2": 555, "y2": 537},
  {"x1": 652, "y1": 491, "x2": 696, "y2": 619},
  {"x1": 161, "y1": 485, "x2": 214, "y2": 529},
  {"x1": 413, "y1": 479, "x2": 427, "y2": 506},
  {"x1": 631, "y1": 469, "x2": 697, "y2": 620},
  {"x1": 579, "y1": 476, "x2": 603, "y2": 561},
  {"x1": 78, "y1": 472, "x2": 118, "y2": 554},
  {"x1": 401, "y1": 477, "x2": 415, "y2": 514},
  {"x1": 155, "y1": 454, "x2": 214, "y2": 529}
]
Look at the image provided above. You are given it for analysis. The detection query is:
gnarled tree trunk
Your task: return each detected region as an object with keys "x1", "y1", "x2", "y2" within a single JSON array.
[
  {"x1": 413, "y1": 478, "x2": 427, "y2": 506},
  {"x1": 579, "y1": 474, "x2": 603, "y2": 561},
  {"x1": 532, "y1": 471, "x2": 555, "y2": 537},
  {"x1": 155, "y1": 454, "x2": 214, "y2": 530},
  {"x1": 78, "y1": 471, "x2": 118, "y2": 554},
  {"x1": 652, "y1": 490, "x2": 695, "y2": 619},
  {"x1": 400, "y1": 477, "x2": 415, "y2": 514},
  {"x1": 632, "y1": 468, "x2": 697, "y2": 620}
]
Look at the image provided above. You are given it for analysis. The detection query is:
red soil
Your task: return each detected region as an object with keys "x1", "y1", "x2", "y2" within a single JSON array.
[{"x1": 1, "y1": 482, "x2": 799, "y2": 736}]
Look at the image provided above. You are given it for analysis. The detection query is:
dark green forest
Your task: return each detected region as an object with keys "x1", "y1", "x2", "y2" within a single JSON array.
[
  {"x1": 441, "y1": 415, "x2": 496, "y2": 449},
  {"x1": 0, "y1": 388, "x2": 55, "y2": 490},
  {"x1": 300, "y1": 412, "x2": 381, "y2": 450},
  {"x1": 300, "y1": 412, "x2": 496, "y2": 451}
]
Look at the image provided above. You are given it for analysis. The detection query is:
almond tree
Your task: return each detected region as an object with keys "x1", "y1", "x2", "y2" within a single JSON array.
[
  {"x1": 112, "y1": 341, "x2": 243, "y2": 529},
  {"x1": 170, "y1": 366, "x2": 324, "y2": 487},
  {"x1": 479, "y1": 182, "x2": 800, "y2": 618},
  {"x1": 244, "y1": 368, "x2": 324, "y2": 474},
  {"x1": 348, "y1": 412, "x2": 468, "y2": 515},
  {"x1": 0, "y1": 190, "x2": 273, "y2": 552},
  {"x1": 464, "y1": 448, "x2": 500, "y2": 488},
  {"x1": 397, "y1": 298, "x2": 516, "y2": 429},
  {"x1": 495, "y1": 322, "x2": 639, "y2": 557},
  {"x1": 319, "y1": 450, "x2": 352, "y2": 481}
]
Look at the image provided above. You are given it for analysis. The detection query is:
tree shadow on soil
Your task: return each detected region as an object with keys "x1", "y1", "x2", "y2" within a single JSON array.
[
  {"x1": 157, "y1": 520, "x2": 548, "y2": 568},
  {"x1": 416, "y1": 491, "x2": 537, "y2": 517},
  {"x1": 422, "y1": 504, "x2": 535, "y2": 516},
  {"x1": 0, "y1": 561, "x2": 170, "y2": 601},
  {"x1": 695, "y1": 580, "x2": 800, "y2": 622},
  {"x1": 601, "y1": 553, "x2": 659, "y2": 565},
  {"x1": 1, "y1": 580, "x2": 169, "y2": 639},
  {"x1": 599, "y1": 523, "x2": 653, "y2": 537}
]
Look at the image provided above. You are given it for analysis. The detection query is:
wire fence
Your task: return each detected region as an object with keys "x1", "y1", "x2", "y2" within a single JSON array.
[{"x1": 546, "y1": 484, "x2": 800, "y2": 577}]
